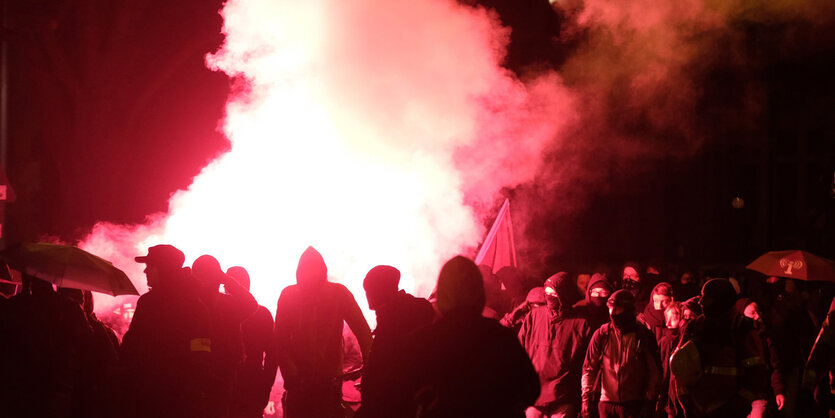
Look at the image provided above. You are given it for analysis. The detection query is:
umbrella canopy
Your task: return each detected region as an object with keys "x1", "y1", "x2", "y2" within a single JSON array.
[
  {"x1": 746, "y1": 250, "x2": 835, "y2": 282},
  {"x1": 0, "y1": 242, "x2": 139, "y2": 296}
]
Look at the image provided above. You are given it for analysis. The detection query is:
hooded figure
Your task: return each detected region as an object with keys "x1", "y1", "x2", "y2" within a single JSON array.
[
  {"x1": 519, "y1": 272, "x2": 592, "y2": 417},
  {"x1": 582, "y1": 289, "x2": 662, "y2": 418},
  {"x1": 274, "y1": 247, "x2": 373, "y2": 418},
  {"x1": 576, "y1": 273, "x2": 614, "y2": 332},
  {"x1": 398, "y1": 256, "x2": 539, "y2": 418}
]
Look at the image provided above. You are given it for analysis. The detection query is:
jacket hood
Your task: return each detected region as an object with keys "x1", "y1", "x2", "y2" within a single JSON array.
[
  {"x1": 585, "y1": 273, "x2": 614, "y2": 303},
  {"x1": 296, "y1": 246, "x2": 328, "y2": 286},
  {"x1": 436, "y1": 256, "x2": 485, "y2": 317}
]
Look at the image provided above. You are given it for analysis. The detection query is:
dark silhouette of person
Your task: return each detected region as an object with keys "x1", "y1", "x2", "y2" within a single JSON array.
[
  {"x1": 519, "y1": 272, "x2": 591, "y2": 417},
  {"x1": 673, "y1": 279, "x2": 769, "y2": 418},
  {"x1": 274, "y1": 246, "x2": 373, "y2": 418},
  {"x1": 120, "y1": 244, "x2": 212, "y2": 418},
  {"x1": 192, "y1": 255, "x2": 258, "y2": 418},
  {"x1": 0, "y1": 274, "x2": 94, "y2": 418},
  {"x1": 57, "y1": 287, "x2": 120, "y2": 418},
  {"x1": 356, "y1": 265, "x2": 435, "y2": 418},
  {"x1": 398, "y1": 255, "x2": 540, "y2": 418},
  {"x1": 226, "y1": 266, "x2": 278, "y2": 418}
]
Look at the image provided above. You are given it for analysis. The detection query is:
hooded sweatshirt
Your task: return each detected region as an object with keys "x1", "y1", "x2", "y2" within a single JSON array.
[
  {"x1": 519, "y1": 272, "x2": 591, "y2": 408},
  {"x1": 577, "y1": 273, "x2": 614, "y2": 333},
  {"x1": 274, "y1": 247, "x2": 372, "y2": 390}
]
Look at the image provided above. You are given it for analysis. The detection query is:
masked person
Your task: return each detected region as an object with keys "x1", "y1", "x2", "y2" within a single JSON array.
[
  {"x1": 576, "y1": 273, "x2": 614, "y2": 333},
  {"x1": 520, "y1": 272, "x2": 592, "y2": 418},
  {"x1": 274, "y1": 247, "x2": 372, "y2": 418},
  {"x1": 581, "y1": 290, "x2": 662, "y2": 418},
  {"x1": 672, "y1": 279, "x2": 769, "y2": 418},
  {"x1": 622, "y1": 263, "x2": 651, "y2": 313}
]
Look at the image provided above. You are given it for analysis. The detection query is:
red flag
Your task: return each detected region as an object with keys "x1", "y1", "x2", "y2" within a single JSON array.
[{"x1": 475, "y1": 198, "x2": 517, "y2": 274}]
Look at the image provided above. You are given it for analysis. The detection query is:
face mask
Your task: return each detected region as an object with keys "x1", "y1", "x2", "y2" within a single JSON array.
[
  {"x1": 611, "y1": 311, "x2": 635, "y2": 330},
  {"x1": 590, "y1": 296, "x2": 607, "y2": 308},
  {"x1": 546, "y1": 294, "x2": 561, "y2": 312},
  {"x1": 622, "y1": 279, "x2": 639, "y2": 290}
]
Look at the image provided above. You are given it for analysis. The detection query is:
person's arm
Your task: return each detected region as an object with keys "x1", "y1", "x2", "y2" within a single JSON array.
[
  {"x1": 274, "y1": 289, "x2": 299, "y2": 390},
  {"x1": 581, "y1": 327, "x2": 605, "y2": 418},
  {"x1": 341, "y1": 285, "x2": 372, "y2": 363}
]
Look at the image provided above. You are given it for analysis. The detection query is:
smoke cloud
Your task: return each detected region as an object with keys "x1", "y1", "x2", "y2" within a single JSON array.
[{"x1": 79, "y1": 0, "x2": 835, "y2": 316}]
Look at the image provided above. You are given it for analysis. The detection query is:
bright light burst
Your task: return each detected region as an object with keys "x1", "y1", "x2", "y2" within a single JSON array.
[{"x1": 82, "y1": 0, "x2": 565, "y2": 321}]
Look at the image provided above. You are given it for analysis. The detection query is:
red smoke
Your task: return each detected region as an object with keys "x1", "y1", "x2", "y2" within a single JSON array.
[{"x1": 80, "y1": 0, "x2": 567, "y2": 319}]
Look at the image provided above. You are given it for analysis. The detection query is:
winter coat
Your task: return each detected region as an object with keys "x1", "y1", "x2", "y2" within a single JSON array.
[
  {"x1": 401, "y1": 310, "x2": 540, "y2": 418},
  {"x1": 519, "y1": 305, "x2": 591, "y2": 407},
  {"x1": 582, "y1": 322, "x2": 662, "y2": 404}
]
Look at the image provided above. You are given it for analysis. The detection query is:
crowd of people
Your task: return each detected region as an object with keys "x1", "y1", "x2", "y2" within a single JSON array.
[{"x1": 0, "y1": 244, "x2": 833, "y2": 418}]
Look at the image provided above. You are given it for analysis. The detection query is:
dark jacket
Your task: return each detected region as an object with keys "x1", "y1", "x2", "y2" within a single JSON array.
[
  {"x1": 676, "y1": 314, "x2": 769, "y2": 416},
  {"x1": 582, "y1": 322, "x2": 662, "y2": 404},
  {"x1": 232, "y1": 304, "x2": 277, "y2": 416},
  {"x1": 360, "y1": 290, "x2": 435, "y2": 418},
  {"x1": 519, "y1": 305, "x2": 591, "y2": 407},
  {"x1": 402, "y1": 311, "x2": 540, "y2": 418},
  {"x1": 120, "y1": 270, "x2": 213, "y2": 418}
]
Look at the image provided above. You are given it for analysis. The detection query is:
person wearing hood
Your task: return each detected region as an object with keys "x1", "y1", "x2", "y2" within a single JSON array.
[
  {"x1": 520, "y1": 272, "x2": 592, "y2": 417},
  {"x1": 673, "y1": 279, "x2": 769, "y2": 418},
  {"x1": 639, "y1": 282, "x2": 674, "y2": 343},
  {"x1": 581, "y1": 290, "x2": 662, "y2": 418},
  {"x1": 575, "y1": 273, "x2": 614, "y2": 333},
  {"x1": 274, "y1": 247, "x2": 373, "y2": 418},
  {"x1": 357, "y1": 265, "x2": 435, "y2": 418},
  {"x1": 501, "y1": 287, "x2": 546, "y2": 332},
  {"x1": 192, "y1": 255, "x2": 258, "y2": 418},
  {"x1": 398, "y1": 256, "x2": 539, "y2": 418},
  {"x1": 621, "y1": 263, "x2": 652, "y2": 313}
]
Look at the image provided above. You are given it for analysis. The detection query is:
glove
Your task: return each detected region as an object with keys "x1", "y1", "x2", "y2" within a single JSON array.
[{"x1": 580, "y1": 400, "x2": 591, "y2": 418}]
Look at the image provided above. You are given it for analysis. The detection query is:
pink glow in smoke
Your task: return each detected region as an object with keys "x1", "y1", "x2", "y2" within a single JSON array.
[{"x1": 80, "y1": 0, "x2": 568, "y2": 319}]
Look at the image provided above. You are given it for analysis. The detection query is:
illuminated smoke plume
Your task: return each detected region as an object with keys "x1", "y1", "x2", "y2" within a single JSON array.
[{"x1": 80, "y1": 0, "x2": 569, "y2": 317}]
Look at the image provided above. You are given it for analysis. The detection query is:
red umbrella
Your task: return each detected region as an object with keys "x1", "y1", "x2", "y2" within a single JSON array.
[{"x1": 746, "y1": 250, "x2": 835, "y2": 282}]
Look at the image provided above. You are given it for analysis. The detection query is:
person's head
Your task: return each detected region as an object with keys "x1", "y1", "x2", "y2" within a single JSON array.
[
  {"x1": 363, "y1": 265, "x2": 400, "y2": 311},
  {"x1": 192, "y1": 254, "x2": 226, "y2": 291},
  {"x1": 622, "y1": 263, "x2": 641, "y2": 291},
  {"x1": 525, "y1": 287, "x2": 546, "y2": 307},
  {"x1": 651, "y1": 282, "x2": 674, "y2": 311},
  {"x1": 436, "y1": 256, "x2": 484, "y2": 317},
  {"x1": 135, "y1": 244, "x2": 185, "y2": 289},
  {"x1": 682, "y1": 296, "x2": 702, "y2": 320},
  {"x1": 296, "y1": 246, "x2": 328, "y2": 289},
  {"x1": 226, "y1": 266, "x2": 250, "y2": 291},
  {"x1": 586, "y1": 273, "x2": 613, "y2": 309},
  {"x1": 665, "y1": 301, "x2": 683, "y2": 329},
  {"x1": 57, "y1": 287, "x2": 84, "y2": 306},
  {"x1": 733, "y1": 297, "x2": 761, "y2": 323},
  {"x1": 544, "y1": 272, "x2": 575, "y2": 314},
  {"x1": 607, "y1": 289, "x2": 636, "y2": 330},
  {"x1": 700, "y1": 279, "x2": 736, "y2": 317},
  {"x1": 743, "y1": 301, "x2": 761, "y2": 322},
  {"x1": 576, "y1": 273, "x2": 591, "y2": 296},
  {"x1": 680, "y1": 271, "x2": 695, "y2": 285},
  {"x1": 82, "y1": 290, "x2": 94, "y2": 315}
]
